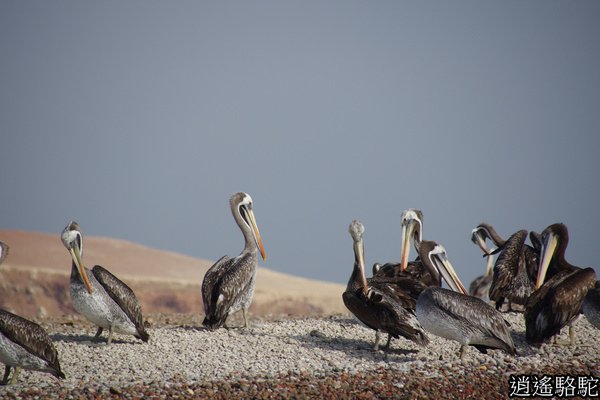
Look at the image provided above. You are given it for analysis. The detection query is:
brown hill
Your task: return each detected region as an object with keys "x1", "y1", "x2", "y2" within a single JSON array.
[{"x1": 0, "y1": 230, "x2": 347, "y2": 319}]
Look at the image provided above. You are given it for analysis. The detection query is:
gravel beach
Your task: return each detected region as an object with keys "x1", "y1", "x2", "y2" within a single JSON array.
[{"x1": 1, "y1": 312, "x2": 598, "y2": 399}]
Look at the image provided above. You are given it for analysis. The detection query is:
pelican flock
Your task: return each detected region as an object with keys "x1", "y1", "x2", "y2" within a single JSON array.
[{"x1": 1, "y1": 193, "x2": 598, "y2": 388}]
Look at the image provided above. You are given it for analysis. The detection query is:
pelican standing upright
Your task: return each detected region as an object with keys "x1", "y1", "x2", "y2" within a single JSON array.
[{"x1": 202, "y1": 192, "x2": 266, "y2": 330}]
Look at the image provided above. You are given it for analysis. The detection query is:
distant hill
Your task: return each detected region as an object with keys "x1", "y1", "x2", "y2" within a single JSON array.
[{"x1": 0, "y1": 229, "x2": 347, "y2": 319}]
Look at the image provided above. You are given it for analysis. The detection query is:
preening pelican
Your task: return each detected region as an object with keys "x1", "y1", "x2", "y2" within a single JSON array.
[
  {"x1": 525, "y1": 223, "x2": 596, "y2": 346},
  {"x1": 471, "y1": 223, "x2": 539, "y2": 311},
  {"x1": 202, "y1": 192, "x2": 266, "y2": 330},
  {"x1": 343, "y1": 220, "x2": 429, "y2": 351},
  {"x1": 415, "y1": 241, "x2": 516, "y2": 359},
  {"x1": 469, "y1": 226, "x2": 496, "y2": 300},
  {"x1": 61, "y1": 221, "x2": 149, "y2": 344}
]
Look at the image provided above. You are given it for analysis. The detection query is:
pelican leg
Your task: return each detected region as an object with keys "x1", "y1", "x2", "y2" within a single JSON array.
[
  {"x1": 107, "y1": 325, "x2": 114, "y2": 345},
  {"x1": 10, "y1": 367, "x2": 20, "y2": 385},
  {"x1": 373, "y1": 330, "x2": 381, "y2": 351},
  {"x1": 569, "y1": 325, "x2": 576, "y2": 347},
  {"x1": 93, "y1": 327, "x2": 104, "y2": 341},
  {"x1": 243, "y1": 308, "x2": 251, "y2": 329},
  {"x1": 0, "y1": 366, "x2": 10, "y2": 385},
  {"x1": 385, "y1": 334, "x2": 392, "y2": 350},
  {"x1": 459, "y1": 345, "x2": 468, "y2": 360}
]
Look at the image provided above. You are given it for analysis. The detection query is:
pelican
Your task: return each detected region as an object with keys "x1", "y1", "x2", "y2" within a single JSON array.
[
  {"x1": 469, "y1": 225, "x2": 496, "y2": 300},
  {"x1": 61, "y1": 221, "x2": 149, "y2": 344},
  {"x1": 0, "y1": 240, "x2": 8, "y2": 267},
  {"x1": 0, "y1": 310, "x2": 65, "y2": 385},
  {"x1": 415, "y1": 241, "x2": 516, "y2": 359},
  {"x1": 471, "y1": 223, "x2": 539, "y2": 311},
  {"x1": 343, "y1": 220, "x2": 429, "y2": 351},
  {"x1": 524, "y1": 223, "x2": 596, "y2": 346},
  {"x1": 202, "y1": 192, "x2": 266, "y2": 330},
  {"x1": 0, "y1": 242, "x2": 65, "y2": 384},
  {"x1": 583, "y1": 281, "x2": 600, "y2": 330},
  {"x1": 373, "y1": 209, "x2": 437, "y2": 287}
]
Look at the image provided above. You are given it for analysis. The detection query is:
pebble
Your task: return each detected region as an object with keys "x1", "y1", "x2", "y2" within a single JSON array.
[{"x1": 0, "y1": 313, "x2": 598, "y2": 397}]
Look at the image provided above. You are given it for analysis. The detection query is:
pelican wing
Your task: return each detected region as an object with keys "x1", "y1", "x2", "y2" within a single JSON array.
[
  {"x1": 0, "y1": 310, "x2": 64, "y2": 377},
  {"x1": 91, "y1": 265, "x2": 149, "y2": 341},
  {"x1": 429, "y1": 288, "x2": 515, "y2": 354},
  {"x1": 202, "y1": 253, "x2": 256, "y2": 328},
  {"x1": 525, "y1": 267, "x2": 596, "y2": 345},
  {"x1": 201, "y1": 255, "x2": 231, "y2": 315},
  {"x1": 489, "y1": 230, "x2": 527, "y2": 301}
]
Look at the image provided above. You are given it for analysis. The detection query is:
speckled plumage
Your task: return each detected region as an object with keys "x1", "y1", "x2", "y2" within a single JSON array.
[
  {"x1": 525, "y1": 223, "x2": 597, "y2": 346},
  {"x1": 63, "y1": 221, "x2": 149, "y2": 343},
  {"x1": 489, "y1": 230, "x2": 539, "y2": 309},
  {"x1": 0, "y1": 309, "x2": 65, "y2": 383},
  {"x1": 416, "y1": 287, "x2": 515, "y2": 355},
  {"x1": 343, "y1": 220, "x2": 429, "y2": 348},
  {"x1": 202, "y1": 192, "x2": 266, "y2": 330}
]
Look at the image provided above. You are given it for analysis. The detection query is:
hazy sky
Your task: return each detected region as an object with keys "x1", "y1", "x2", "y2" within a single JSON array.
[{"x1": 1, "y1": 1, "x2": 599, "y2": 287}]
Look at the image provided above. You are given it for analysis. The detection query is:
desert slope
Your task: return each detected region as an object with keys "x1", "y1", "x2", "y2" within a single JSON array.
[{"x1": 0, "y1": 229, "x2": 347, "y2": 318}]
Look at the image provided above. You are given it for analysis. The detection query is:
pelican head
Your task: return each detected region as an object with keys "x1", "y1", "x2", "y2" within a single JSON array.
[
  {"x1": 231, "y1": 192, "x2": 266, "y2": 260},
  {"x1": 426, "y1": 242, "x2": 467, "y2": 294},
  {"x1": 61, "y1": 221, "x2": 93, "y2": 294},
  {"x1": 348, "y1": 220, "x2": 368, "y2": 295},
  {"x1": 471, "y1": 223, "x2": 495, "y2": 256},
  {"x1": 400, "y1": 208, "x2": 423, "y2": 271},
  {"x1": 0, "y1": 240, "x2": 9, "y2": 266},
  {"x1": 536, "y1": 223, "x2": 567, "y2": 289}
]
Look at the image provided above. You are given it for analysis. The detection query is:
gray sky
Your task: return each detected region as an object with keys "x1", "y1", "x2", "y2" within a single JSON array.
[{"x1": 1, "y1": 1, "x2": 599, "y2": 287}]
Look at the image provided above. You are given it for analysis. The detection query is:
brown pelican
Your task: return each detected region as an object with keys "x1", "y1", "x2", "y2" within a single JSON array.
[
  {"x1": 61, "y1": 221, "x2": 149, "y2": 344},
  {"x1": 468, "y1": 254, "x2": 494, "y2": 301},
  {"x1": 202, "y1": 192, "x2": 266, "y2": 330},
  {"x1": 525, "y1": 223, "x2": 596, "y2": 346},
  {"x1": 0, "y1": 240, "x2": 8, "y2": 267},
  {"x1": 0, "y1": 310, "x2": 65, "y2": 385},
  {"x1": 0, "y1": 246, "x2": 65, "y2": 384},
  {"x1": 471, "y1": 223, "x2": 539, "y2": 311},
  {"x1": 415, "y1": 241, "x2": 516, "y2": 359},
  {"x1": 469, "y1": 225, "x2": 496, "y2": 300},
  {"x1": 343, "y1": 220, "x2": 429, "y2": 351},
  {"x1": 583, "y1": 281, "x2": 600, "y2": 330}
]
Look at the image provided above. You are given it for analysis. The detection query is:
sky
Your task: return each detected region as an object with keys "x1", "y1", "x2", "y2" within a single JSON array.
[{"x1": 1, "y1": 1, "x2": 599, "y2": 288}]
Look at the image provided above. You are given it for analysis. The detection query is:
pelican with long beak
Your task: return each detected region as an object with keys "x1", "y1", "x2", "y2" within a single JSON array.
[
  {"x1": 342, "y1": 220, "x2": 429, "y2": 351},
  {"x1": 61, "y1": 221, "x2": 149, "y2": 344},
  {"x1": 415, "y1": 241, "x2": 516, "y2": 359},
  {"x1": 469, "y1": 225, "x2": 496, "y2": 300},
  {"x1": 202, "y1": 192, "x2": 266, "y2": 329},
  {"x1": 524, "y1": 223, "x2": 596, "y2": 346}
]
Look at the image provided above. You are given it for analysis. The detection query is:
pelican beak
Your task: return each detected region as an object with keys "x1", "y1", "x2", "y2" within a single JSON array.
[
  {"x1": 400, "y1": 221, "x2": 415, "y2": 271},
  {"x1": 354, "y1": 238, "x2": 368, "y2": 296},
  {"x1": 536, "y1": 232, "x2": 558, "y2": 289},
  {"x1": 69, "y1": 244, "x2": 93, "y2": 294},
  {"x1": 471, "y1": 229, "x2": 492, "y2": 256},
  {"x1": 247, "y1": 208, "x2": 266, "y2": 261},
  {"x1": 431, "y1": 251, "x2": 468, "y2": 295}
]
